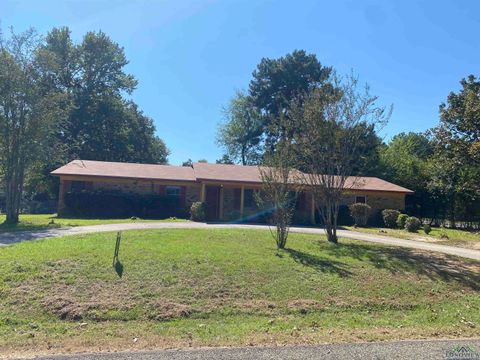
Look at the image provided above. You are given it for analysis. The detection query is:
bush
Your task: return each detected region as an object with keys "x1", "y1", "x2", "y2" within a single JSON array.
[
  {"x1": 396, "y1": 214, "x2": 408, "y2": 229},
  {"x1": 337, "y1": 205, "x2": 354, "y2": 226},
  {"x1": 405, "y1": 216, "x2": 421, "y2": 232},
  {"x1": 64, "y1": 190, "x2": 186, "y2": 219},
  {"x1": 382, "y1": 209, "x2": 401, "y2": 228},
  {"x1": 190, "y1": 202, "x2": 207, "y2": 222},
  {"x1": 348, "y1": 203, "x2": 372, "y2": 227},
  {"x1": 423, "y1": 224, "x2": 432, "y2": 234}
]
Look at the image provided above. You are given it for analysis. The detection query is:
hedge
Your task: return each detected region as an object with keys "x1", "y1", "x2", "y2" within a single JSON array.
[{"x1": 64, "y1": 190, "x2": 187, "y2": 219}]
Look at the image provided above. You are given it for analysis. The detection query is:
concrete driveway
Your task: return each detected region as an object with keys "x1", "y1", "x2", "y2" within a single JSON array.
[{"x1": 0, "y1": 222, "x2": 479, "y2": 261}]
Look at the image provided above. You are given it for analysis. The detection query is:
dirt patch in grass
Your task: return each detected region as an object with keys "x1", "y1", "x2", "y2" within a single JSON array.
[
  {"x1": 40, "y1": 283, "x2": 135, "y2": 321},
  {"x1": 42, "y1": 294, "x2": 94, "y2": 320},
  {"x1": 234, "y1": 299, "x2": 277, "y2": 313},
  {"x1": 287, "y1": 299, "x2": 323, "y2": 314},
  {"x1": 146, "y1": 301, "x2": 195, "y2": 320}
]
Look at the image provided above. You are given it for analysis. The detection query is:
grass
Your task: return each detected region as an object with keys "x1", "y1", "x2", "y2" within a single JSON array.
[
  {"x1": 0, "y1": 228, "x2": 478, "y2": 357},
  {"x1": 0, "y1": 214, "x2": 188, "y2": 233},
  {"x1": 344, "y1": 226, "x2": 480, "y2": 249}
]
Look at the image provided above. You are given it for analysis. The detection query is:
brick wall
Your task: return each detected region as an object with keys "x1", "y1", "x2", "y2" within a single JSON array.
[
  {"x1": 342, "y1": 191, "x2": 406, "y2": 211},
  {"x1": 185, "y1": 185, "x2": 201, "y2": 208},
  {"x1": 93, "y1": 179, "x2": 155, "y2": 194}
]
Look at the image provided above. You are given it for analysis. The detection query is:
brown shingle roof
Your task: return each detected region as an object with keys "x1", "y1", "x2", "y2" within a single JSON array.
[
  {"x1": 343, "y1": 176, "x2": 413, "y2": 193},
  {"x1": 51, "y1": 160, "x2": 413, "y2": 194},
  {"x1": 192, "y1": 162, "x2": 263, "y2": 183},
  {"x1": 193, "y1": 162, "x2": 413, "y2": 193},
  {"x1": 51, "y1": 160, "x2": 196, "y2": 182}
]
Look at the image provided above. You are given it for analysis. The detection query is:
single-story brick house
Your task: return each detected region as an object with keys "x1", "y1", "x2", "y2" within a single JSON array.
[{"x1": 51, "y1": 160, "x2": 413, "y2": 223}]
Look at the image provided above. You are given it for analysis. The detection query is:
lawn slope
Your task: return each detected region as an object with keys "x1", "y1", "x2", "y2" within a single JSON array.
[
  {"x1": 0, "y1": 214, "x2": 187, "y2": 233},
  {"x1": 344, "y1": 226, "x2": 480, "y2": 250},
  {"x1": 0, "y1": 229, "x2": 478, "y2": 357}
]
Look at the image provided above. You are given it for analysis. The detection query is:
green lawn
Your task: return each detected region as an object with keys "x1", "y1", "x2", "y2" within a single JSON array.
[
  {"x1": 0, "y1": 214, "x2": 188, "y2": 233},
  {"x1": 0, "y1": 229, "x2": 478, "y2": 357},
  {"x1": 344, "y1": 225, "x2": 480, "y2": 249}
]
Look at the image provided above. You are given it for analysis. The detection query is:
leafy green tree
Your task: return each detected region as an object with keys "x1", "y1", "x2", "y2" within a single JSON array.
[
  {"x1": 218, "y1": 50, "x2": 333, "y2": 161},
  {"x1": 28, "y1": 27, "x2": 169, "y2": 202},
  {"x1": 216, "y1": 154, "x2": 234, "y2": 164},
  {"x1": 216, "y1": 91, "x2": 263, "y2": 165},
  {"x1": 249, "y1": 50, "x2": 332, "y2": 120},
  {"x1": 293, "y1": 73, "x2": 391, "y2": 243},
  {"x1": 36, "y1": 27, "x2": 168, "y2": 164},
  {"x1": 0, "y1": 28, "x2": 68, "y2": 223},
  {"x1": 182, "y1": 159, "x2": 193, "y2": 167},
  {"x1": 346, "y1": 122, "x2": 383, "y2": 176},
  {"x1": 429, "y1": 75, "x2": 480, "y2": 226},
  {"x1": 380, "y1": 132, "x2": 434, "y2": 218}
]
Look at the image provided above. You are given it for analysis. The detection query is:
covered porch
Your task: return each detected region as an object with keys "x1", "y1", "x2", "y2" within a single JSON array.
[{"x1": 199, "y1": 181, "x2": 315, "y2": 224}]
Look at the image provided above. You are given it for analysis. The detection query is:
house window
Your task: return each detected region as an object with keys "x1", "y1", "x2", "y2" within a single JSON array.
[
  {"x1": 166, "y1": 186, "x2": 181, "y2": 197},
  {"x1": 355, "y1": 195, "x2": 366, "y2": 204},
  {"x1": 71, "y1": 181, "x2": 86, "y2": 192}
]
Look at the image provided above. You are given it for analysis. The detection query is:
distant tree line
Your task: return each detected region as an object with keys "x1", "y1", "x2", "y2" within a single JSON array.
[
  {"x1": 380, "y1": 76, "x2": 479, "y2": 227},
  {"x1": 217, "y1": 50, "x2": 479, "y2": 229},
  {"x1": 0, "y1": 27, "x2": 169, "y2": 223}
]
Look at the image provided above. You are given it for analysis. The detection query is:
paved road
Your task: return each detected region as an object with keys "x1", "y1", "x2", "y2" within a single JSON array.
[
  {"x1": 0, "y1": 222, "x2": 479, "y2": 261},
  {"x1": 25, "y1": 339, "x2": 480, "y2": 360}
]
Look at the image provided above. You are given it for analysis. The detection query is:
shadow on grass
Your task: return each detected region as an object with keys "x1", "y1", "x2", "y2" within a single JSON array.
[
  {"x1": 285, "y1": 248, "x2": 352, "y2": 278},
  {"x1": 323, "y1": 242, "x2": 480, "y2": 290},
  {"x1": 0, "y1": 222, "x2": 60, "y2": 234},
  {"x1": 114, "y1": 260, "x2": 124, "y2": 278}
]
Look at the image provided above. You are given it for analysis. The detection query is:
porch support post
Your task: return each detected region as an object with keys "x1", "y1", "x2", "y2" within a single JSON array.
[
  {"x1": 57, "y1": 178, "x2": 66, "y2": 216},
  {"x1": 240, "y1": 186, "x2": 245, "y2": 218},
  {"x1": 219, "y1": 186, "x2": 224, "y2": 220},
  {"x1": 200, "y1": 183, "x2": 206, "y2": 202},
  {"x1": 310, "y1": 192, "x2": 315, "y2": 225}
]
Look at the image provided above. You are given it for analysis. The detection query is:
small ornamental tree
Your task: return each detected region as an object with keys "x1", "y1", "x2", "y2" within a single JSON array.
[
  {"x1": 257, "y1": 116, "x2": 298, "y2": 250},
  {"x1": 294, "y1": 72, "x2": 391, "y2": 243},
  {"x1": 348, "y1": 203, "x2": 371, "y2": 227},
  {"x1": 382, "y1": 209, "x2": 400, "y2": 228}
]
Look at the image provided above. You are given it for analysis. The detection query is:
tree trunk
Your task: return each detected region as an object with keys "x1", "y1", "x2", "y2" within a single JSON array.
[
  {"x1": 326, "y1": 204, "x2": 338, "y2": 244},
  {"x1": 326, "y1": 226, "x2": 338, "y2": 243},
  {"x1": 5, "y1": 177, "x2": 20, "y2": 224},
  {"x1": 449, "y1": 195, "x2": 456, "y2": 229},
  {"x1": 4, "y1": 157, "x2": 24, "y2": 225}
]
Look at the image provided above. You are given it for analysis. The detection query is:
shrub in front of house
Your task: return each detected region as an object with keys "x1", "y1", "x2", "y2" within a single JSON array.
[
  {"x1": 396, "y1": 213, "x2": 408, "y2": 229},
  {"x1": 381, "y1": 209, "x2": 401, "y2": 228},
  {"x1": 405, "y1": 216, "x2": 421, "y2": 232},
  {"x1": 423, "y1": 224, "x2": 432, "y2": 234},
  {"x1": 190, "y1": 202, "x2": 207, "y2": 222},
  {"x1": 64, "y1": 190, "x2": 186, "y2": 219},
  {"x1": 348, "y1": 203, "x2": 372, "y2": 227},
  {"x1": 337, "y1": 205, "x2": 354, "y2": 226}
]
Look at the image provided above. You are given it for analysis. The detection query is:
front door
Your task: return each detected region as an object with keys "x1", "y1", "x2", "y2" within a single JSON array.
[{"x1": 205, "y1": 186, "x2": 221, "y2": 221}]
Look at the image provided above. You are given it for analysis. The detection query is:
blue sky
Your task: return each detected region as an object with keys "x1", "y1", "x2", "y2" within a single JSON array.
[{"x1": 1, "y1": 0, "x2": 479, "y2": 165}]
